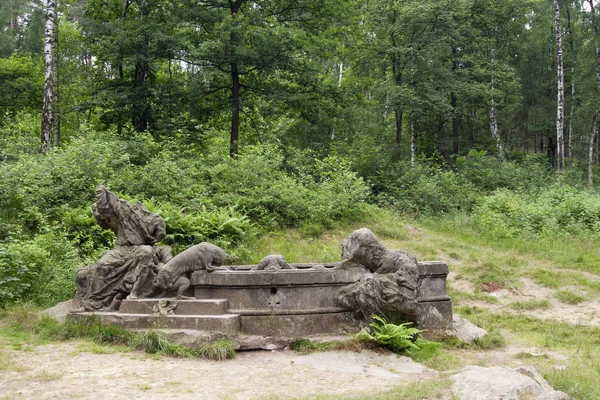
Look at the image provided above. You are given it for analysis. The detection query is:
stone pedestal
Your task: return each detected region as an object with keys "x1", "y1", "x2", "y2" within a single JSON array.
[{"x1": 416, "y1": 261, "x2": 453, "y2": 336}]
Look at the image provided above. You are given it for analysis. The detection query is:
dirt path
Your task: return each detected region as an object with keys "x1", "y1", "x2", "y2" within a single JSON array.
[{"x1": 0, "y1": 342, "x2": 441, "y2": 400}]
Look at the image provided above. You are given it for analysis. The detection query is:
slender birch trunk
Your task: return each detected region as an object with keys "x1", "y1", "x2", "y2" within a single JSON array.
[
  {"x1": 41, "y1": 0, "x2": 57, "y2": 150},
  {"x1": 554, "y1": 0, "x2": 565, "y2": 171},
  {"x1": 587, "y1": 0, "x2": 600, "y2": 186},
  {"x1": 489, "y1": 48, "x2": 507, "y2": 162},
  {"x1": 567, "y1": 6, "x2": 575, "y2": 165},
  {"x1": 410, "y1": 116, "x2": 416, "y2": 165},
  {"x1": 52, "y1": 19, "x2": 60, "y2": 147},
  {"x1": 589, "y1": 113, "x2": 597, "y2": 187}
]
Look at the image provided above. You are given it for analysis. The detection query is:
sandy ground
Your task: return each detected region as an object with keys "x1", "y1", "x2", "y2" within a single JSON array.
[{"x1": 0, "y1": 343, "x2": 443, "y2": 400}]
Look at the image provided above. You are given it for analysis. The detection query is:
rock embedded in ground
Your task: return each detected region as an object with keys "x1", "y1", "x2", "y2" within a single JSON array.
[
  {"x1": 42, "y1": 300, "x2": 73, "y2": 322},
  {"x1": 449, "y1": 314, "x2": 488, "y2": 344},
  {"x1": 450, "y1": 365, "x2": 570, "y2": 400}
]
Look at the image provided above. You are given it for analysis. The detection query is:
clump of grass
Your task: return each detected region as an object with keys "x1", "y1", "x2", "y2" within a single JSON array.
[
  {"x1": 509, "y1": 299, "x2": 550, "y2": 311},
  {"x1": 131, "y1": 329, "x2": 190, "y2": 357},
  {"x1": 543, "y1": 348, "x2": 600, "y2": 400},
  {"x1": 471, "y1": 330, "x2": 506, "y2": 349},
  {"x1": 290, "y1": 338, "x2": 344, "y2": 354},
  {"x1": 196, "y1": 337, "x2": 235, "y2": 361},
  {"x1": 554, "y1": 290, "x2": 585, "y2": 305}
]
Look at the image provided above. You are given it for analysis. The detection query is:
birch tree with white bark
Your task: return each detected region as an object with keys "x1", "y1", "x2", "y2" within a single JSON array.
[
  {"x1": 41, "y1": 0, "x2": 57, "y2": 150},
  {"x1": 554, "y1": 0, "x2": 565, "y2": 171}
]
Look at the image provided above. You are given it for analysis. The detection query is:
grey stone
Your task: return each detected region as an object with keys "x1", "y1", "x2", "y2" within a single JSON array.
[
  {"x1": 234, "y1": 335, "x2": 290, "y2": 350},
  {"x1": 253, "y1": 255, "x2": 293, "y2": 270},
  {"x1": 73, "y1": 186, "x2": 171, "y2": 311},
  {"x1": 42, "y1": 300, "x2": 73, "y2": 321},
  {"x1": 450, "y1": 365, "x2": 570, "y2": 400},
  {"x1": 449, "y1": 314, "x2": 488, "y2": 344},
  {"x1": 151, "y1": 242, "x2": 229, "y2": 299}
]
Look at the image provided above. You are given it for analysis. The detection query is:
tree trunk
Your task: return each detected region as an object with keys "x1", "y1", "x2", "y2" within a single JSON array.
[
  {"x1": 490, "y1": 97, "x2": 507, "y2": 162},
  {"x1": 589, "y1": 111, "x2": 598, "y2": 187},
  {"x1": 133, "y1": 60, "x2": 149, "y2": 132},
  {"x1": 554, "y1": 0, "x2": 565, "y2": 171},
  {"x1": 229, "y1": 0, "x2": 243, "y2": 159},
  {"x1": 567, "y1": 5, "x2": 576, "y2": 165},
  {"x1": 410, "y1": 115, "x2": 417, "y2": 165},
  {"x1": 52, "y1": 19, "x2": 60, "y2": 147},
  {"x1": 230, "y1": 60, "x2": 240, "y2": 158},
  {"x1": 587, "y1": 0, "x2": 600, "y2": 184},
  {"x1": 395, "y1": 108, "x2": 403, "y2": 159},
  {"x1": 41, "y1": 0, "x2": 57, "y2": 150},
  {"x1": 451, "y1": 92, "x2": 460, "y2": 156}
]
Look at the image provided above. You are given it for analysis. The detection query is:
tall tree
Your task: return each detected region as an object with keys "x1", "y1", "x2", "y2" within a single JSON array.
[
  {"x1": 181, "y1": 0, "x2": 344, "y2": 158},
  {"x1": 554, "y1": 0, "x2": 565, "y2": 171},
  {"x1": 587, "y1": 0, "x2": 600, "y2": 185},
  {"x1": 41, "y1": 0, "x2": 58, "y2": 150}
]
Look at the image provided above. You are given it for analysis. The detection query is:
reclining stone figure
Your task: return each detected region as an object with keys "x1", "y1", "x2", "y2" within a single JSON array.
[
  {"x1": 151, "y1": 242, "x2": 229, "y2": 299},
  {"x1": 336, "y1": 228, "x2": 419, "y2": 323}
]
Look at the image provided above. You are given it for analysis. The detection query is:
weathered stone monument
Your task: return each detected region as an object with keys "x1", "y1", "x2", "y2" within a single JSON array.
[{"x1": 70, "y1": 187, "x2": 454, "y2": 345}]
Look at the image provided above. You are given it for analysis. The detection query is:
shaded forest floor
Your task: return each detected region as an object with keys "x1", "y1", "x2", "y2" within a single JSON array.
[{"x1": 1, "y1": 213, "x2": 599, "y2": 399}]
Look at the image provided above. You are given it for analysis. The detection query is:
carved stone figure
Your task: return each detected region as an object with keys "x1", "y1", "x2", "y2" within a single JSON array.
[
  {"x1": 152, "y1": 242, "x2": 229, "y2": 299},
  {"x1": 253, "y1": 255, "x2": 293, "y2": 271},
  {"x1": 337, "y1": 228, "x2": 419, "y2": 322},
  {"x1": 73, "y1": 185, "x2": 171, "y2": 311}
]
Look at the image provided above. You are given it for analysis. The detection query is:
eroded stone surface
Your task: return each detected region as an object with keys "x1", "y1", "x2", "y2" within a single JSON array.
[
  {"x1": 74, "y1": 186, "x2": 171, "y2": 312},
  {"x1": 253, "y1": 255, "x2": 293, "y2": 270},
  {"x1": 450, "y1": 365, "x2": 570, "y2": 400},
  {"x1": 337, "y1": 228, "x2": 420, "y2": 323}
]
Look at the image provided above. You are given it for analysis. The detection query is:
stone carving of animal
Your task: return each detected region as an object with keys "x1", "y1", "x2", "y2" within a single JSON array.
[
  {"x1": 253, "y1": 255, "x2": 293, "y2": 271},
  {"x1": 152, "y1": 242, "x2": 228, "y2": 299}
]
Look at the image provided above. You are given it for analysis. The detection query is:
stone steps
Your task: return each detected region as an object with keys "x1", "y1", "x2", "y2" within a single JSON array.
[
  {"x1": 119, "y1": 299, "x2": 229, "y2": 315},
  {"x1": 70, "y1": 312, "x2": 241, "y2": 336}
]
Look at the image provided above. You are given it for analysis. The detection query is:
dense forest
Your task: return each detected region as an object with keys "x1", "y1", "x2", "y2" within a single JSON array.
[{"x1": 2, "y1": 0, "x2": 600, "y2": 307}]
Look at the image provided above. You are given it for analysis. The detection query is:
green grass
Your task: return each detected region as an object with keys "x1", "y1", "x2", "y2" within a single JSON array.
[
  {"x1": 509, "y1": 299, "x2": 551, "y2": 310},
  {"x1": 554, "y1": 290, "x2": 586, "y2": 305}
]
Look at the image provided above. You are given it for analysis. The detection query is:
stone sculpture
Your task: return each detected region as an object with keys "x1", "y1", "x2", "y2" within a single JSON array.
[
  {"x1": 337, "y1": 228, "x2": 419, "y2": 323},
  {"x1": 73, "y1": 185, "x2": 172, "y2": 311},
  {"x1": 151, "y1": 242, "x2": 229, "y2": 299},
  {"x1": 253, "y1": 255, "x2": 293, "y2": 270}
]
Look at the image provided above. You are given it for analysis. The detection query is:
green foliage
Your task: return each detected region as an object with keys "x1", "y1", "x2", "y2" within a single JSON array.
[
  {"x1": 0, "y1": 232, "x2": 79, "y2": 307},
  {"x1": 355, "y1": 315, "x2": 422, "y2": 353},
  {"x1": 473, "y1": 185, "x2": 600, "y2": 238},
  {"x1": 375, "y1": 160, "x2": 479, "y2": 216}
]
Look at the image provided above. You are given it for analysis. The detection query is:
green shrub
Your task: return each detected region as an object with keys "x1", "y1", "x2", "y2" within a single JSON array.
[
  {"x1": 473, "y1": 185, "x2": 600, "y2": 238},
  {"x1": 375, "y1": 161, "x2": 478, "y2": 216}
]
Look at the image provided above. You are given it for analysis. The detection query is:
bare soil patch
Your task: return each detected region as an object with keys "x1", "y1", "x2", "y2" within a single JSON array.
[{"x1": 0, "y1": 342, "x2": 438, "y2": 400}]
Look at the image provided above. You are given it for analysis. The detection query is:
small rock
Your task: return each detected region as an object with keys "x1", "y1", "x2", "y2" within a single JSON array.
[
  {"x1": 448, "y1": 314, "x2": 488, "y2": 344},
  {"x1": 42, "y1": 300, "x2": 74, "y2": 322}
]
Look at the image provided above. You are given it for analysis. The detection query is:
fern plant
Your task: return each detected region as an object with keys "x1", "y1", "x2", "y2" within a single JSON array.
[{"x1": 356, "y1": 315, "x2": 422, "y2": 353}]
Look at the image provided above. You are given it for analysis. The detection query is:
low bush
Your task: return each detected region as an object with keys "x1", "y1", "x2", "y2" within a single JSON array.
[{"x1": 473, "y1": 185, "x2": 600, "y2": 238}]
